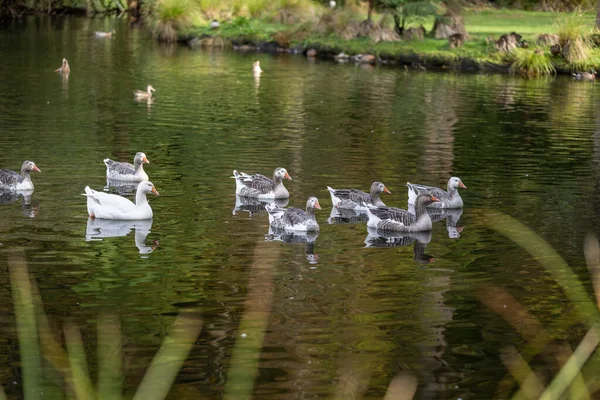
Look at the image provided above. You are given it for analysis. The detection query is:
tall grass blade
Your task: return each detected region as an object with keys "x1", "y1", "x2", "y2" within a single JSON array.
[
  {"x1": 500, "y1": 346, "x2": 544, "y2": 400},
  {"x1": 64, "y1": 323, "x2": 95, "y2": 400},
  {"x1": 538, "y1": 328, "x2": 600, "y2": 400},
  {"x1": 8, "y1": 254, "x2": 42, "y2": 400},
  {"x1": 382, "y1": 372, "x2": 417, "y2": 400},
  {"x1": 132, "y1": 314, "x2": 203, "y2": 400},
  {"x1": 98, "y1": 313, "x2": 122, "y2": 400},
  {"x1": 584, "y1": 234, "x2": 600, "y2": 308}
]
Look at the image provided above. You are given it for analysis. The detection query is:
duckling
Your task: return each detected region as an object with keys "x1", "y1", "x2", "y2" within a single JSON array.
[
  {"x1": 252, "y1": 60, "x2": 262, "y2": 75},
  {"x1": 55, "y1": 58, "x2": 70, "y2": 75},
  {"x1": 134, "y1": 85, "x2": 156, "y2": 100}
]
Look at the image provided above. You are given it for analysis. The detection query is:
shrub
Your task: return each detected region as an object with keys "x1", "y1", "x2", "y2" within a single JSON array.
[
  {"x1": 554, "y1": 11, "x2": 593, "y2": 66},
  {"x1": 146, "y1": 0, "x2": 198, "y2": 42},
  {"x1": 510, "y1": 48, "x2": 556, "y2": 77}
]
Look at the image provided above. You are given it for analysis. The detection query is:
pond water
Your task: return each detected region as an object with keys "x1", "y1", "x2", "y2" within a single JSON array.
[{"x1": 1, "y1": 15, "x2": 600, "y2": 399}]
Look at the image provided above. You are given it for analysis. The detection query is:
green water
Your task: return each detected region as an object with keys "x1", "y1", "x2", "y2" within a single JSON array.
[{"x1": 1, "y1": 15, "x2": 600, "y2": 399}]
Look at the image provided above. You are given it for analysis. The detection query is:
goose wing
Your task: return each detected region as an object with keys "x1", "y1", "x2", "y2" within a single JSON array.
[
  {"x1": 0, "y1": 169, "x2": 21, "y2": 186},
  {"x1": 332, "y1": 188, "x2": 369, "y2": 204},
  {"x1": 84, "y1": 187, "x2": 135, "y2": 211},
  {"x1": 408, "y1": 183, "x2": 449, "y2": 200},
  {"x1": 282, "y1": 207, "x2": 308, "y2": 226},
  {"x1": 369, "y1": 206, "x2": 416, "y2": 226},
  {"x1": 104, "y1": 159, "x2": 136, "y2": 176},
  {"x1": 241, "y1": 173, "x2": 275, "y2": 194}
]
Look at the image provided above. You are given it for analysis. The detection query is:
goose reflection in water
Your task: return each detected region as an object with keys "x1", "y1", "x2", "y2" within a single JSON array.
[
  {"x1": 85, "y1": 218, "x2": 158, "y2": 255},
  {"x1": 0, "y1": 190, "x2": 38, "y2": 218},
  {"x1": 104, "y1": 179, "x2": 140, "y2": 196},
  {"x1": 232, "y1": 195, "x2": 289, "y2": 217},
  {"x1": 364, "y1": 227, "x2": 434, "y2": 264},
  {"x1": 265, "y1": 227, "x2": 319, "y2": 264},
  {"x1": 409, "y1": 205, "x2": 464, "y2": 238},
  {"x1": 327, "y1": 207, "x2": 369, "y2": 224}
]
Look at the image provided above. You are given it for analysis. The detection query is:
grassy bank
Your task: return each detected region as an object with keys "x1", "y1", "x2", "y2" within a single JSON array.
[{"x1": 164, "y1": 5, "x2": 600, "y2": 75}]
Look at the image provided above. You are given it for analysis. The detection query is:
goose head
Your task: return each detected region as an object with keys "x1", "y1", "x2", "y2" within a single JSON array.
[
  {"x1": 139, "y1": 181, "x2": 159, "y2": 196},
  {"x1": 415, "y1": 194, "x2": 439, "y2": 208},
  {"x1": 448, "y1": 177, "x2": 466, "y2": 190},
  {"x1": 134, "y1": 152, "x2": 150, "y2": 165},
  {"x1": 21, "y1": 161, "x2": 41, "y2": 174},
  {"x1": 370, "y1": 181, "x2": 391, "y2": 196},
  {"x1": 274, "y1": 167, "x2": 292, "y2": 181},
  {"x1": 147, "y1": 85, "x2": 156, "y2": 93},
  {"x1": 306, "y1": 196, "x2": 321, "y2": 211}
]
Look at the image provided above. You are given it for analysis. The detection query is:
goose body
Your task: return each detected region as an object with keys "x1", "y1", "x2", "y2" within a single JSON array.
[
  {"x1": 265, "y1": 197, "x2": 321, "y2": 232},
  {"x1": 94, "y1": 30, "x2": 115, "y2": 38},
  {"x1": 253, "y1": 61, "x2": 262, "y2": 75},
  {"x1": 327, "y1": 181, "x2": 390, "y2": 210},
  {"x1": 104, "y1": 152, "x2": 149, "y2": 182},
  {"x1": 233, "y1": 168, "x2": 291, "y2": 199},
  {"x1": 134, "y1": 85, "x2": 155, "y2": 100},
  {"x1": 55, "y1": 58, "x2": 70, "y2": 75},
  {"x1": 0, "y1": 161, "x2": 41, "y2": 191},
  {"x1": 407, "y1": 177, "x2": 466, "y2": 208},
  {"x1": 83, "y1": 180, "x2": 159, "y2": 220},
  {"x1": 366, "y1": 194, "x2": 439, "y2": 232}
]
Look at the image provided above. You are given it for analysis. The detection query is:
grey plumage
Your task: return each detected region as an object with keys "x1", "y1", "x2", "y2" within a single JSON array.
[
  {"x1": 233, "y1": 168, "x2": 291, "y2": 199},
  {"x1": 266, "y1": 197, "x2": 321, "y2": 231},
  {"x1": 0, "y1": 161, "x2": 40, "y2": 190},
  {"x1": 328, "y1": 181, "x2": 390, "y2": 209}
]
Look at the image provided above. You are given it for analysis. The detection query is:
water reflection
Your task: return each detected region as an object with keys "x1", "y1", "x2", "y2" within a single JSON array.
[
  {"x1": 232, "y1": 195, "x2": 288, "y2": 217},
  {"x1": 0, "y1": 190, "x2": 38, "y2": 218},
  {"x1": 265, "y1": 227, "x2": 319, "y2": 264},
  {"x1": 327, "y1": 207, "x2": 368, "y2": 224},
  {"x1": 409, "y1": 205, "x2": 464, "y2": 238},
  {"x1": 85, "y1": 218, "x2": 157, "y2": 255},
  {"x1": 104, "y1": 179, "x2": 139, "y2": 196},
  {"x1": 364, "y1": 227, "x2": 434, "y2": 264}
]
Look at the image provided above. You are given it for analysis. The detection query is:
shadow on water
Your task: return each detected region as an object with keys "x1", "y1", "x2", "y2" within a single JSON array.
[{"x1": 85, "y1": 217, "x2": 158, "y2": 256}]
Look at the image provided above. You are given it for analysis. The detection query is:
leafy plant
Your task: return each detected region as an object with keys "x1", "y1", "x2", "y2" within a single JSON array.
[{"x1": 510, "y1": 48, "x2": 556, "y2": 77}]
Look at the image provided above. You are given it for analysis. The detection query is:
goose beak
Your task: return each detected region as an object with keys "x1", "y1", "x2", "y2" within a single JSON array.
[
  {"x1": 284, "y1": 172, "x2": 292, "y2": 181},
  {"x1": 143, "y1": 157, "x2": 150, "y2": 164},
  {"x1": 314, "y1": 200, "x2": 322, "y2": 210},
  {"x1": 431, "y1": 195, "x2": 440, "y2": 202},
  {"x1": 33, "y1": 165, "x2": 41, "y2": 173},
  {"x1": 459, "y1": 182, "x2": 467, "y2": 189},
  {"x1": 151, "y1": 187, "x2": 160, "y2": 196},
  {"x1": 383, "y1": 187, "x2": 391, "y2": 194}
]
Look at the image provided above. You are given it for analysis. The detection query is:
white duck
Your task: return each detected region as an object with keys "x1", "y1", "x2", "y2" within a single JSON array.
[
  {"x1": 83, "y1": 180, "x2": 159, "y2": 220},
  {"x1": 327, "y1": 181, "x2": 391, "y2": 210},
  {"x1": 265, "y1": 197, "x2": 321, "y2": 232},
  {"x1": 233, "y1": 167, "x2": 292, "y2": 199},
  {"x1": 104, "y1": 152, "x2": 150, "y2": 182},
  {"x1": 0, "y1": 161, "x2": 41, "y2": 191},
  {"x1": 366, "y1": 194, "x2": 439, "y2": 232},
  {"x1": 252, "y1": 60, "x2": 262, "y2": 75},
  {"x1": 407, "y1": 177, "x2": 466, "y2": 208},
  {"x1": 134, "y1": 85, "x2": 155, "y2": 100}
]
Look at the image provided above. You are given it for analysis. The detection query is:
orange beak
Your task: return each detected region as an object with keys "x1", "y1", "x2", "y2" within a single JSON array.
[
  {"x1": 314, "y1": 200, "x2": 321, "y2": 210},
  {"x1": 383, "y1": 187, "x2": 391, "y2": 194},
  {"x1": 33, "y1": 165, "x2": 41, "y2": 173},
  {"x1": 143, "y1": 157, "x2": 150, "y2": 164},
  {"x1": 151, "y1": 187, "x2": 160, "y2": 196},
  {"x1": 431, "y1": 195, "x2": 440, "y2": 202},
  {"x1": 459, "y1": 181, "x2": 466, "y2": 189},
  {"x1": 284, "y1": 172, "x2": 292, "y2": 181}
]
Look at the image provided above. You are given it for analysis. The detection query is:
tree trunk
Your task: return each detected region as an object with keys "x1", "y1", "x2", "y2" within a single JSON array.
[
  {"x1": 367, "y1": 0, "x2": 373, "y2": 21},
  {"x1": 393, "y1": 14, "x2": 404, "y2": 36}
]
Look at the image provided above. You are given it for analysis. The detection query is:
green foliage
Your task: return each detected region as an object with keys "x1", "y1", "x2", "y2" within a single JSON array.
[
  {"x1": 555, "y1": 11, "x2": 593, "y2": 66},
  {"x1": 146, "y1": 0, "x2": 197, "y2": 42},
  {"x1": 510, "y1": 48, "x2": 556, "y2": 77}
]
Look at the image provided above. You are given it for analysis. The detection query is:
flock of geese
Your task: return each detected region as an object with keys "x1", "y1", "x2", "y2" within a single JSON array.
[{"x1": 0, "y1": 157, "x2": 465, "y2": 261}]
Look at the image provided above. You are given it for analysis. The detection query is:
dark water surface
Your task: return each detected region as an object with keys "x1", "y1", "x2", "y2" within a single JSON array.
[{"x1": 1, "y1": 15, "x2": 600, "y2": 399}]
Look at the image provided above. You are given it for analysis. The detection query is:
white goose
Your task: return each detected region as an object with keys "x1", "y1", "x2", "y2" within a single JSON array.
[
  {"x1": 407, "y1": 177, "x2": 466, "y2": 208},
  {"x1": 104, "y1": 152, "x2": 150, "y2": 182},
  {"x1": 233, "y1": 167, "x2": 292, "y2": 199},
  {"x1": 83, "y1": 180, "x2": 159, "y2": 220}
]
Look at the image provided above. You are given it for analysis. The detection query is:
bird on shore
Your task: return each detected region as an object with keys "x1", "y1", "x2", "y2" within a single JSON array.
[
  {"x1": 55, "y1": 58, "x2": 70, "y2": 76},
  {"x1": 266, "y1": 197, "x2": 321, "y2": 232},
  {"x1": 0, "y1": 161, "x2": 41, "y2": 191},
  {"x1": 83, "y1": 180, "x2": 159, "y2": 220},
  {"x1": 104, "y1": 152, "x2": 150, "y2": 182},
  {"x1": 210, "y1": 20, "x2": 220, "y2": 29},
  {"x1": 407, "y1": 177, "x2": 466, "y2": 209},
  {"x1": 134, "y1": 85, "x2": 155, "y2": 100},
  {"x1": 233, "y1": 168, "x2": 292, "y2": 199}
]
